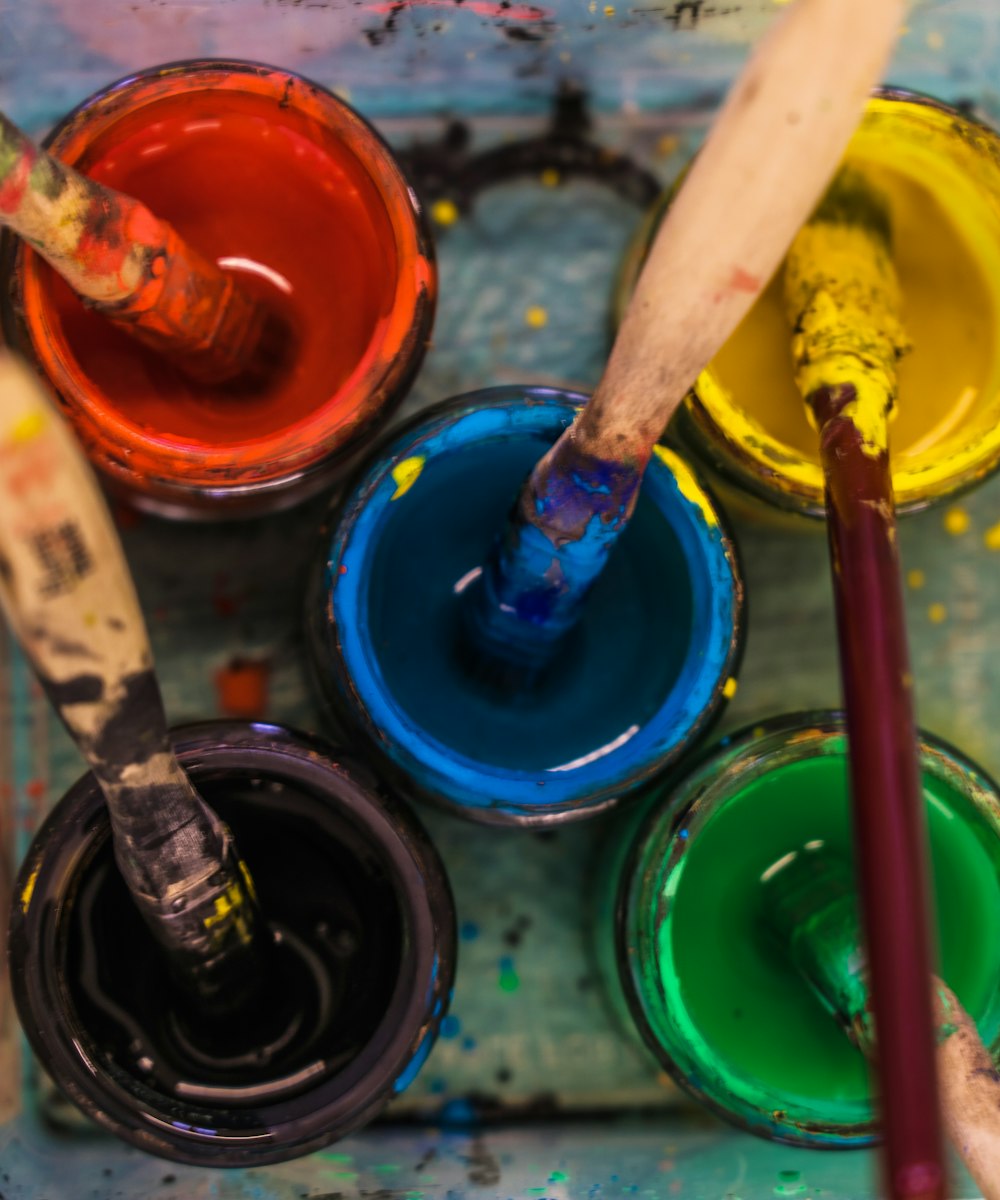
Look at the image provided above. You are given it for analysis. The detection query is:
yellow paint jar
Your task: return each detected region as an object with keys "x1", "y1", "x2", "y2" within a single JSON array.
[{"x1": 615, "y1": 91, "x2": 1000, "y2": 519}]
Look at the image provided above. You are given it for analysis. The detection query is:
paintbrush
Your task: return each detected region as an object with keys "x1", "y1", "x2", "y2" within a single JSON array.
[
  {"x1": 782, "y1": 169, "x2": 944, "y2": 1199},
  {"x1": 0, "y1": 110, "x2": 278, "y2": 385},
  {"x1": 464, "y1": 0, "x2": 905, "y2": 676},
  {"x1": 763, "y1": 844, "x2": 1000, "y2": 1200},
  {"x1": 0, "y1": 351, "x2": 266, "y2": 1017}
]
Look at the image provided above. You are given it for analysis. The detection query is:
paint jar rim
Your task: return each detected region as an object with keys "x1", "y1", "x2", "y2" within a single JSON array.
[
  {"x1": 307, "y1": 386, "x2": 745, "y2": 825},
  {"x1": 612, "y1": 709, "x2": 1000, "y2": 1147},
  {"x1": 613, "y1": 87, "x2": 1000, "y2": 520},
  {"x1": 7, "y1": 720, "x2": 456, "y2": 1167},
  {"x1": 0, "y1": 59, "x2": 436, "y2": 516}
]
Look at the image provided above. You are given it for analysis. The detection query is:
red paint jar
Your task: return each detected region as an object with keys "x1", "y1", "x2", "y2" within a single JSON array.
[{"x1": 0, "y1": 61, "x2": 436, "y2": 518}]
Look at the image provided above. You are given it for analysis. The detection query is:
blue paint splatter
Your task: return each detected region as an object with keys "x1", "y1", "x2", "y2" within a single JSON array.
[
  {"x1": 461, "y1": 1035, "x2": 477, "y2": 1052},
  {"x1": 438, "y1": 1098, "x2": 479, "y2": 1128},
  {"x1": 440, "y1": 1014, "x2": 461, "y2": 1038},
  {"x1": 460, "y1": 921, "x2": 480, "y2": 941}
]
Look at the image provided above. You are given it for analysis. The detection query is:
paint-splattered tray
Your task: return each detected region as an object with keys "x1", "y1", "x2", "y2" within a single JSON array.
[{"x1": 1, "y1": 114, "x2": 994, "y2": 1198}]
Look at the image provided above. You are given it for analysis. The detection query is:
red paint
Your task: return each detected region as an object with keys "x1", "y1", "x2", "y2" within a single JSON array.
[
  {"x1": 17, "y1": 66, "x2": 436, "y2": 511},
  {"x1": 369, "y1": 0, "x2": 547, "y2": 18},
  {"x1": 25, "y1": 779, "x2": 46, "y2": 800},
  {"x1": 214, "y1": 658, "x2": 270, "y2": 718},
  {"x1": 44, "y1": 94, "x2": 395, "y2": 446},
  {"x1": 726, "y1": 266, "x2": 761, "y2": 294},
  {"x1": 0, "y1": 147, "x2": 33, "y2": 215}
]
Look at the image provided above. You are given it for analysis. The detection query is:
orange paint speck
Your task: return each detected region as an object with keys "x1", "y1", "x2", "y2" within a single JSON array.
[
  {"x1": 214, "y1": 657, "x2": 270, "y2": 718},
  {"x1": 727, "y1": 265, "x2": 761, "y2": 294}
]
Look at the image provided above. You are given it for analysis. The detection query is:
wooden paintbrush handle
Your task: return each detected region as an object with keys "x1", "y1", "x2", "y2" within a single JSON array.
[
  {"x1": 0, "y1": 353, "x2": 263, "y2": 1011},
  {"x1": 0, "y1": 111, "x2": 266, "y2": 382},
  {"x1": 576, "y1": 0, "x2": 904, "y2": 463},
  {"x1": 933, "y1": 982, "x2": 1000, "y2": 1200}
]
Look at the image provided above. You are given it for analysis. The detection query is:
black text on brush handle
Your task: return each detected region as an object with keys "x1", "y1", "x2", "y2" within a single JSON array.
[{"x1": 0, "y1": 352, "x2": 264, "y2": 1015}]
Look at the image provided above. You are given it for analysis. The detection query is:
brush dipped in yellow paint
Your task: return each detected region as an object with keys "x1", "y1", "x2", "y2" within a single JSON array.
[{"x1": 783, "y1": 171, "x2": 943, "y2": 1199}]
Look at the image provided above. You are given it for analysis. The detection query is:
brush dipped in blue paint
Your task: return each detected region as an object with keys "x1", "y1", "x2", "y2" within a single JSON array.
[
  {"x1": 762, "y1": 843, "x2": 1000, "y2": 1200},
  {"x1": 461, "y1": 0, "x2": 904, "y2": 681},
  {"x1": 0, "y1": 351, "x2": 265, "y2": 1019}
]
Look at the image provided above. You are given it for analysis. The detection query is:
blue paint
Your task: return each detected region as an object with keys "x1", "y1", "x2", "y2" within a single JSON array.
[
  {"x1": 313, "y1": 388, "x2": 743, "y2": 822},
  {"x1": 466, "y1": 442, "x2": 643, "y2": 672},
  {"x1": 438, "y1": 1098, "x2": 479, "y2": 1128},
  {"x1": 393, "y1": 1027, "x2": 436, "y2": 1095},
  {"x1": 460, "y1": 921, "x2": 480, "y2": 941},
  {"x1": 440, "y1": 1015, "x2": 462, "y2": 1039}
]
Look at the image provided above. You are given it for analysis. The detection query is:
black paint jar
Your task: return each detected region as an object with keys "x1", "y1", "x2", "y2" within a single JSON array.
[{"x1": 7, "y1": 721, "x2": 456, "y2": 1167}]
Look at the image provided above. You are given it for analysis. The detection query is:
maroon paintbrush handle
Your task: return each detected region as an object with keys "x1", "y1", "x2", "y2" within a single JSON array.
[{"x1": 813, "y1": 384, "x2": 945, "y2": 1200}]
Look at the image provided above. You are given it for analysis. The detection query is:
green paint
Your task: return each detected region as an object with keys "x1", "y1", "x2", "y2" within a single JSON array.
[
  {"x1": 629, "y1": 737, "x2": 1000, "y2": 1139},
  {"x1": 374, "y1": 1164, "x2": 403, "y2": 1173},
  {"x1": 321, "y1": 1152, "x2": 353, "y2": 1163},
  {"x1": 498, "y1": 960, "x2": 520, "y2": 992},
  {"x1": 549, "y1": 1171, "x2": 569, "y2": 1183}
]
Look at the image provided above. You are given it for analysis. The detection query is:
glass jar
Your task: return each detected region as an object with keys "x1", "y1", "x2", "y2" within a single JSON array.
[
  {"x1": 306, "y1": 386, "x2": 745, "y2": 825},
  {"x1": 7, "y1": 721, "x2": 456, "y2": 1166},
  {"x1": 614, "y1": 91, "x2": 1000, "y2": 520},
  {"x1": 594, "y1": 711, "x2": 1000, "y2": 1145},
  {"x1": 0, "y1": 60, "x2": 436, "y2": 518}
]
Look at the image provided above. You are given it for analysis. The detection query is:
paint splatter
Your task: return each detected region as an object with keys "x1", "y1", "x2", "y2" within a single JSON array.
[
  {"x1": 391, "y1": 455, "x2": 425, "y2": 499},
  {"x1": 928, "y1": 602, "x2": 947, "y2": 624},
  {"x1": 549, "y1": 1171, "x2": 569, "y2": 1183},
  {"x1": 722, "y1": 677, "x2": 738, "y2": 699},
  {"x1": 214, "y1": 656, "x2": 270, "y2": 718},
  {"x1": 524, "y1": 305, "x2": 548, "y2": 328},
  {"x1": 431, "y1": 198, "x2": 459, "y2": 226},
  {"x1": 460, "y1": 920, "x2": 480, "y2": 941},
  {"x1": 440, "y1": 1014, "x2": 461, "y2": 1038},
  {"x1": 498, "y1": 956, "x2": 520, "y2": 992},
  {"x1": 906, "y1": 568, "x2": 926, "y2": 589},
  {"x1": 943, "y1": 506, "x2": 970, "y2": 535},
  {"x1": 540, "y1": 168, "x2": 560, "y2": 188},
  {"x1": 984, "y1": 521, "x2": 1000, "y2": 550}
]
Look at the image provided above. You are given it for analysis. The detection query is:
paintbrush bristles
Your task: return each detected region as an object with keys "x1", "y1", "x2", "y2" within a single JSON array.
[
  {"x1": 784, "y1": 168, "x2": 911, "y2": 449},
  {"x1": 0, "y1": 110, "x2": 269, "y2": 383}
]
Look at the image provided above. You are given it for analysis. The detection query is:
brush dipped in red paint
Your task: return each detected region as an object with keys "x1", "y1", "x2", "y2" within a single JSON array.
[
  {"x1": 783, "y1": 169, "x2": 944, "y2": 1200},
  {"x1": 0, "y1": 110, "x2": 282, "y2": 385}
]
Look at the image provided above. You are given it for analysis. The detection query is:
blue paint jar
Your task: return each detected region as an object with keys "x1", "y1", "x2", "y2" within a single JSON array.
[
  {"x1": 8, "y1": 721, "x2": 456, "y2": 1166},
  {"x1": 307, "y1": 387, "x2": 745, "y2": 825}
]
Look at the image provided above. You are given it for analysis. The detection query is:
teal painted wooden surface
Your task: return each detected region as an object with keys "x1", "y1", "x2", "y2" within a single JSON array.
[{"x1": 1, "y1": 95, "x2": 998, "y2": 1200}]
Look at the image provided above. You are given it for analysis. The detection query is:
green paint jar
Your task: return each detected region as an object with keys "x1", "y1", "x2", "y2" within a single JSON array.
[{"x1": 595, "y1": 712, "x2": 1000, "y2": 1145}]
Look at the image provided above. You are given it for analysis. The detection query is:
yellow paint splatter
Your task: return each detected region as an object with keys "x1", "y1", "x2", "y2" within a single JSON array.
[
  {"x1": 603, "y1": 4, "x2": 615, "y2": 14},
  {"x1": 391, "y1": 456, "x2": 425, "y2": 499},
  {"x1": 722, "y1": 677, "x2": 738, "y2": 699},
  {"x1": 9, "y1": 410, "x2": 46, "y2": 444},
  {"x1": 984, "y1": 521, "x2": 1000, "y2": 550},
  {"x1": 943, "y1": 506, "x2": 970, "y2": 536},
  {"x1": 524, "y1": 306, "x2": 548, "y2": 329},
  {"x1": 652, "y1": 445, "x2": 719, "y2": 528},
  {"x1": 906, "y1": 568, "x2": 926, "y2": 590},
  {"x1": 20, "y1": 865, "x2": 39, "y2": 914},
  {"x1": 926, "y1": 30, "x2": 944, "y2": 50},
  {"x1": 928, "y1": 602, "x2": 947, "y2": 624},
  {"x1": 431, "y1": 199, "x2": 459, "y2": 227},
  {"x1": 540, "y1": 168, "x2": 560, "y2": 188},
  {"x1": 655, "y1": 134, "x2": 680, "y2": 159}
]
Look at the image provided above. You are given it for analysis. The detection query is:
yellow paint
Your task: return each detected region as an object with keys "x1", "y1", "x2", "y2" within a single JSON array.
[
  {"x1": 431, "y1": 199, "x2": 459, "y2": 227},
  {"x1": 20, "y1": 865, "x2": 39, "y2": 914},
  {"x1": 540, "y1": 168, "x2": 560, "y2": 188},
  {"x1": 391, "y1": 455, "x2": 425, "y2": 499},
  {"x1": 906, "y1": 568, "x2": 926, "y2": 589},
  {"x1": 8, "y1": 410, "x2": 46, "y2": 444},
  {"x1": 783, "y1": 198, "x2": 908, "y2": 458},
  {"x1": 984, "y1": 521, "x2": 1000, "y2": 551},
  {"x1": 653, "y1": 445, "x2": 719, "y2": 527},
  {"x1": 928, "y1": 602, "x2": 948, "y2": 624},
  {"x1": 603, "y1": 4, "x2": 615, "y2": 14},
  {"x1": 524, "y1": 305, "x2": 549, "y2": 329},
  {"x1": 238, "y1": 857, "x2": 259, "y2": 905},
  {"x1": 650, "y1": 97, "x2": 1000, "y2": 512},
  {"x1": 943, "y1": 506, "x2": 970, "y2": 536},
  {"x1": 722, "y1": 677, "x2": 738, "y2": 699}
]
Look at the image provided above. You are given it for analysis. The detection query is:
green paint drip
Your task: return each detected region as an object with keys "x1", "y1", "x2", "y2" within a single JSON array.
[
  {"x1": 549, "y1": 1171, "x2": 569, "y2": 1183},
  {"x1": 631, "y1": 748, "x2": 1000, "y2": 1135},
  {"x1": 499, "y1": 958, "x2": 520, "y2": 992}
]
